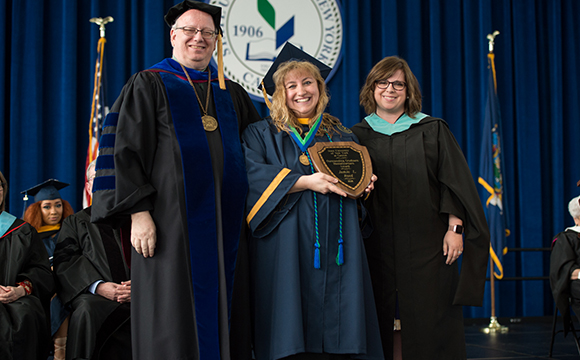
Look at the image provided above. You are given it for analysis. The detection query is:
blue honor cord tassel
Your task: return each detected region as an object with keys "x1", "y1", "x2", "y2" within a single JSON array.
[
  {"x1": 314, "y1": 246, "x2": 321, "y2": 269},
  {"x1": 336, "y1": 197, "x2": 344, "y2": 265},
  {"x1": 336, "y1": 243, "x2": 344, "y2": 266},
  {"x1": 305, "y1": 129, "x2": 345, "y2": 269}
]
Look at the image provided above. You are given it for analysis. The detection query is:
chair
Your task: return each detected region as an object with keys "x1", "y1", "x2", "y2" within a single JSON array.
[{"x1": 548, "y1": 300, "x2": 580, "y2": 357}]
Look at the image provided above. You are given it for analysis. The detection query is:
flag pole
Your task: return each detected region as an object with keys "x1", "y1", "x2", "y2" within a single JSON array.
[
  {"x1": 87, "y1": 16, "x2": 114, "y2": 159},
  {"x1": 85, "y1": 16, "x2": 113, "y2": 207},
  {"x1": 480, "y1": 30, "x2": 508, "y2": 334}
]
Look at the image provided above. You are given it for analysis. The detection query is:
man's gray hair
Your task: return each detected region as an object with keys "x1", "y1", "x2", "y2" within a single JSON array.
[
  {"x1": 86, "y1": 160, "x2": 97, "y2": 178},
  {"x1": 569, "y1": 195, "x2": 580, "y2": 219}
]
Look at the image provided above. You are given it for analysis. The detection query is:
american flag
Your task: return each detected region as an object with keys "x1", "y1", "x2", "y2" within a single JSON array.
[{"x1": 84, "y1": 37, "x2": 108, "y2": 208}]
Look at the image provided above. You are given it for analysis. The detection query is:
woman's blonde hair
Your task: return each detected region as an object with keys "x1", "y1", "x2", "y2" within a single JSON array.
[
  {"x1": 269, "y1": 60, "x2": 340, "y2": 136},
  {"x1": 0, "y1": 171, "x2": 6, "y2": 213},
  {"x1": 24, "y1": 199, "x2": 74, "y2": 231},
  {"x1": 360, "y1": 56, "x2": 422, "y2": 117}
]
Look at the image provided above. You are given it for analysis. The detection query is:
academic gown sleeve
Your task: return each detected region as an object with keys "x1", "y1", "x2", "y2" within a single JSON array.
[
  {"x1": 242, "y1": 120, "x2": 304, "y2": 237},
  {"x1": 9, "y1": 222, "x2": 55, "y2": 299},
  {"x1": 91, "y1": 72, "x2": 161, "y2": 223},
  {"x1": 1, "y1": 219, "x2": 54, "y2": 360},
  {"x1": 435, "y1": 122, "x2": 490, "y2": 306}
]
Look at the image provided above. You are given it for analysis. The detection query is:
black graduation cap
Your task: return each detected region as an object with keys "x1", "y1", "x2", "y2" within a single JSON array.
[
  {"x1": 21, "y1": 179, "x2": 69, "y2": 203},
  {"x1": 164, "y1": 0, "x2": 222, "y2": 35},
  {"x1": 258, "y1": 42, "x2": 332, "y2": 97}
]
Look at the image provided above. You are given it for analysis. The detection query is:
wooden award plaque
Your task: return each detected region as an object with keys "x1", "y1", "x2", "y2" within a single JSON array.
[{"x1": 308, "y1": 141, "x2": 373, "y2": 199}]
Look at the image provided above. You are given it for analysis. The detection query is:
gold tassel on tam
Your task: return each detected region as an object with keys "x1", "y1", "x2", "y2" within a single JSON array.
[
  {"x1": 260, "y1": 80, "x2": 272, "y2": 109},
  {"x1": 217, "y1": 34, "x2": 226, "y2": 90}
]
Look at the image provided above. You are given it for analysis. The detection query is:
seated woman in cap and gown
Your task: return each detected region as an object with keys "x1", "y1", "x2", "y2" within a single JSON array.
[
  {"x1": 241, "y1": 43, "x2": 383, "y2": 360},
  {"x1": 23, "y1": 179, "x2": 74, "y2": 360},
  {"x1": 0, "y1": 170, "x2": 55, "y2": 360}
]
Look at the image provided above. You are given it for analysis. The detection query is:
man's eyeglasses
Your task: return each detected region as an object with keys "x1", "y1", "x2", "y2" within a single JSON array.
[
  {"x1": 376, "y1": 80, "x2": 406, "y2": 91},
  {"x1": 174, "y1": 27, "x2": 216, "y2": 39}
]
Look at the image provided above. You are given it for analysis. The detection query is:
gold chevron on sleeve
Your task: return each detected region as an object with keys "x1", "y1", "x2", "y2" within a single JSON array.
[{"x1": 247, "y1": 168, "x2": 292, "y2": 224}]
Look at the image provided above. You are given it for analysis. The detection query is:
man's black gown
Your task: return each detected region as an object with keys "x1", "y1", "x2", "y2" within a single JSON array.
[
  {"x1": 54, "y1": 207, "x2": 131, "y2": 360},
  {"x1": 352, "y1": 116, "x2": 490, "y2": 360},
  {"x1": 0, "y1": 215, "x2": 54, "y2": 360},
  {"x1": 550, "y1": 228, "x2": 580, "y2": 335},
  {"x1": 91, "y1": 59, "x2": 259, "y2": 360}
]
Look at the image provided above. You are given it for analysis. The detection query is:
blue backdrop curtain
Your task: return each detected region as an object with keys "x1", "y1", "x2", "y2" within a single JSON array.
[{"x1": 1, "y1": 0, "x2": 579, "y2": 319}]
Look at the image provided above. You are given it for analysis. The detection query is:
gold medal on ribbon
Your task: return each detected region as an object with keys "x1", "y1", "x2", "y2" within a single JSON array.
[
  {"x1": 180, "y1": 63, "x2": 218, "y2": 132},
  {"x1": 299, "y1": 153, "x2": 310, "y2": 166},
  {"x1": 202, "y1": 115, "x2": 218, "y2": 132}
]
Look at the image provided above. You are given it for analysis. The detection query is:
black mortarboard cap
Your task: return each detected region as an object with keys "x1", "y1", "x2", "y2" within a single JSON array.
[
  {"x1": 258, "y1": 42, "x2": 332, "y2": 96},
  {"x1": 21, "y1": 179, "x2": 69, "y2": 202},
  {"x1": 164, "y1": 0, "x2": 222, "y2": 35}
]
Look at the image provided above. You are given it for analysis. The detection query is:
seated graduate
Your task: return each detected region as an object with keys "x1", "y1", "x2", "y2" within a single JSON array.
[
  {"x1": 241, "y1": 43, "x2": 382, "y2": 360},
  {"x1": 0, "y1": 170, "x2": 55, "y2": 360},
  {"x1": 22, "y1": 178, "x2": 74, "y2": 360},
  {"x1": 550, "y1": 194, "x2": 580, "y2": 334},
  {"x1": 53, "y1": 161, "x2": 131, "y2": 360}
]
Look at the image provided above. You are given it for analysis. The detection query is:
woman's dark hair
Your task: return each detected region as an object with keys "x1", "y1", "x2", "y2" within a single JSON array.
[{"x1": 360, "y1": 56, "x2": 422, "y2": 117}]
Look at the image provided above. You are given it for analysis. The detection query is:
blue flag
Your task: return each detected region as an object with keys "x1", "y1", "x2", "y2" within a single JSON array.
[{"x1": 478, "y1": 53, "x2": 509, "y2": 279}]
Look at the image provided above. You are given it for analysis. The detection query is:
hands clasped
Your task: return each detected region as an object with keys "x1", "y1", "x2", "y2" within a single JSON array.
[
  {"x1": 0, "y1": 285, "x2": 26, "y2": 304},
  {"x1": 96, "y1": 280, "x2": 131, "y2": 303}
]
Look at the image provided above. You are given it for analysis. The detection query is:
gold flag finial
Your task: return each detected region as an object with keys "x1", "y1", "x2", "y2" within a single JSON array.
[
  {"x1": 487, "y1": 30, "x2": 500, "y2": 53},
  {"x1": 90, "y1": 16, "x2": 114, "y2": 38}
]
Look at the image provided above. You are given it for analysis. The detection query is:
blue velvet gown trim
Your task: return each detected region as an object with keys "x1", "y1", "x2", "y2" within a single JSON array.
[{"x1": 153, "y1": 58, "x2": 248, "y2": 359}]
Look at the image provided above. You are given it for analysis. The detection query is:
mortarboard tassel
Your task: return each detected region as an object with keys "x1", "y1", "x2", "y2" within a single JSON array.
[
  {"x1": 217, "y1": 34, "x2": 226, "y2": 90},
  {"x1": 260, "y1": 80, "x2": 272, "y2": 110}
]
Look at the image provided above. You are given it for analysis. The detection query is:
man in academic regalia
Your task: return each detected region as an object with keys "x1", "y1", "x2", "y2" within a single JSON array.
[
  {"x1": 550, "y1": 195, "x2": 580, "y2": 335},
  {"x1": 90, "y1": 1, "x2": 260, "y2": 360},
  {"x1": 53, "y1": 162, "x2": 131, "y2": 360}
]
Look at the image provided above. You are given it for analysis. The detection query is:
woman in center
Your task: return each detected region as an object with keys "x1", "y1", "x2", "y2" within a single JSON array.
[{"x1": 242, "y1": 44, "x2": 383, "y2": 360}]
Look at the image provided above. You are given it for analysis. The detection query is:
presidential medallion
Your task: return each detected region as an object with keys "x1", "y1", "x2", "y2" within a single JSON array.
[{"x1": 202, "y1": 115, "x2": 218, "y2": 132}]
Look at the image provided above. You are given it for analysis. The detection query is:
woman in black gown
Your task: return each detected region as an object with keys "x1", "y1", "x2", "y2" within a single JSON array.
[
  {"x1": 0, "y1": 170, "x2": 55, "y2": 360},
  {"x1": 351, "y1": 56, "x2": 490, "y2": 360}
]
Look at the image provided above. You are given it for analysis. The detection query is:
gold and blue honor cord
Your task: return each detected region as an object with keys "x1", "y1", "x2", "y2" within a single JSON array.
[{"x1": 305, "y1": 132, "x2": 344, "y2": 269}]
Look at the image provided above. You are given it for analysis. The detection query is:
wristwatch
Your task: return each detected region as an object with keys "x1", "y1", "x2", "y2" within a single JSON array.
[{"x1": 449, "y1": 224, "x2": 464, "y2": 234}]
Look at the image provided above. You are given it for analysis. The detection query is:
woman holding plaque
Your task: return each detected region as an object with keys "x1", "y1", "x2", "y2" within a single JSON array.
[
  {"x1": 0, "y1": 171, "x2": 55, "y2": 360},
  {"x1": 242, "y1": 43, "x2": 382, "y2": 360},
  {"x1": 351, "y1": 56, "x2": 490, "y2": 360}
]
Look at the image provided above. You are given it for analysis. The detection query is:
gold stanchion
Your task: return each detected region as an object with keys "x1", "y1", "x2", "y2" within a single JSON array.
[
  {"x1": 481, "y1": 256, "x2": 508, "y2": 334},
  {"x1": 479, "y1": 30, "x2": 508, "y2": 335}
]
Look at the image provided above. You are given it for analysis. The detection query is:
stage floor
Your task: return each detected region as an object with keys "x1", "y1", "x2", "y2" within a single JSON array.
[{"x1": 466, "y1": 317, "x2": 580, "y2": 359}]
